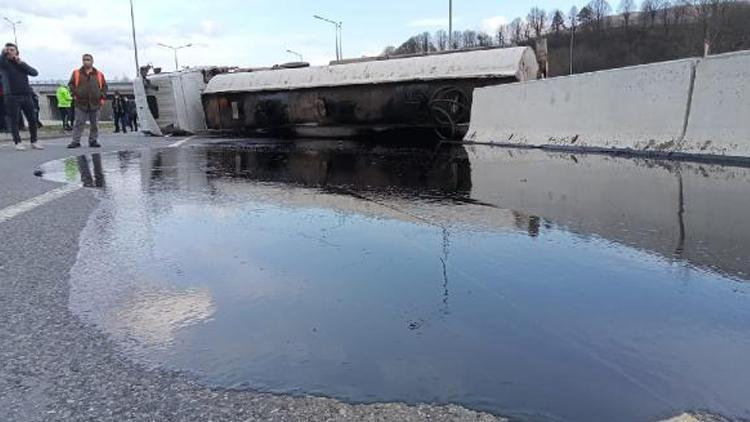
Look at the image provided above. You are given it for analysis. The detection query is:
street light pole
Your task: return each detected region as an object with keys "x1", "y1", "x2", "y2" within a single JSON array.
[
  {"x1": 3, "y1": 17, "x2": 21, "y2": 47},
  {"x1": 337, "y1": 21, "x2": 343, "y2": 60},
  {"x1": 569, "y1": 27, "x2": 575, "y2": 75},
  {"x1": 286, "y1": 49, "x2": 304, "y2": 62},
  {"x1": 157, "y1": 43, "x2": 194, "y2": 71},
  {"x1": 314, "y1": 15, "x2": 343, "y2": 61},
  {"x1": 448, "y1": 0, "x2": 453, "y2": 49},
  {"x1": 129, "y1": 0, "x2": 140, "y2": 77}
]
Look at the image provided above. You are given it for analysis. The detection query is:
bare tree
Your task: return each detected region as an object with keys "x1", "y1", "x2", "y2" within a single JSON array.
[
  {"x1": 589, "y1": 0, "x2": 613, "y2": 28},
  {"x1": 496, "y1": 24, "x2": 509, "y2": 46},
  {"x1": 641, "y1": 0, "x2": 659, "y2": 26},
  {"x1": 672, "y1": 1, "x2": 689, "y2": 24},
  {"x1": 527, "y1": 7, "x2": 548, "y2": 37},
  {"x1": 381, "y1": 46, "x2": 396, "y2": 56},
  {"x1": 523, "y1": 20, "x2": 532, "y2": 39},
  {"x1": 618, "y1": 0, "x2": 637, "y2": 28},
  {"x1": 551, "y1": 9, "x2": 567, "y2": 33},
  {"x1": 686, "y1": 0, "x2": 734, "y2": 54},
  {"x1": 568, "y1": 6, "x2": 580, "y2": 30},
  {"x1": 394, "y1": 32, "x2": 435, "y2": 55},
  {"x1": 385, "y1": 0, "x2": 749, "y2": 75},
  {"x1": 434, "y1": 29, "x2": 449, "y2": 51},
  {"x1": 477, "y1": 32, "x2": 493, "y2": 47},
  {"x1": 450, "y1": 31, "x2": 462, "y2": 49},
  {"x1": 462, "y1": 30, "x2": 479, "y2": 48},
  {"x1": 509, "y1": 17, "x2": 525, "y2": 44},
  {"x1": 421, "y1": 32, "x2": 434, "y2": 52},
  {"x1": 578, "y1": 5, "x2": 595, "y2": 27},
  {"x1": 394, "y1": 37, "x2": 417, "y2": 55},
  {"x1": 659, "y1": 0, "x2": 673, "y2": 30}
]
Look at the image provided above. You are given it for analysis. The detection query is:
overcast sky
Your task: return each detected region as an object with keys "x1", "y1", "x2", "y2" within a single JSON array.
[{"x1": 2, "y1": 0, "x2": 588, "y2": 81}]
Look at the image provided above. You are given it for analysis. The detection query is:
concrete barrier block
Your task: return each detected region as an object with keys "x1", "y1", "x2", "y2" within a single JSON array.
[
  {"x1": 465, "y1": 59, "x2": 697, "y2": 153},
  {"x1": 133, "y1": 78, "x2": 163, "y2": 136},
  {"x1": 682, "y1": 50, "x2": 750, "y2": 157}
]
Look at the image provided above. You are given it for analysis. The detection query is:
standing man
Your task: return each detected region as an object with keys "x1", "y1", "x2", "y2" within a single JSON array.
[
  {"x1": 112, "y1": 91, "x2": 127, "y2": 133},
  {"x1": 68, "y1": 53, "x2": 107, "y2": 148},
  {"x1": 0, "y1": 43, "x2": 42, "y2": 151},
  {"x1": 0, "y1": 79, "x2": 6, "y2": 133},
  {"x1": 31, "y1": 92, "x2": 43, "y2": 128},
  {"x1": 125, "y1": 97, "x2": 138, "y2": 132},
  {"x1": 56, "y1": 83, "x2": 73, "y2": 130}
]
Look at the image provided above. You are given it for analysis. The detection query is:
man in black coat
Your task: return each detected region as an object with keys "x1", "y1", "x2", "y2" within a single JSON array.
[
  {"x1": 0, "y1": 78, "x2": 6, "y2": 133},
  {"x1": 0, "y1": 43, "x2": 42, "y2": 150},
  {"x1": 112, "y1": 91, "x2": 127, "y2": 133},
  {"x1": 125, "y1": 97, "x2": 138, "y2": 132}
]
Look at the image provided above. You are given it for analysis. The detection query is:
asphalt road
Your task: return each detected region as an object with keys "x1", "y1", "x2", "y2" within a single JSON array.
[{"x1": 0, "y1": 134, "x2": 502, "y2": 422}]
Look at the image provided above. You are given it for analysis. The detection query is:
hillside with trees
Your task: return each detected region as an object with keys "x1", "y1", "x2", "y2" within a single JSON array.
[{"x1": 383, "y1": 0, "x2": 750, "y2": 77}]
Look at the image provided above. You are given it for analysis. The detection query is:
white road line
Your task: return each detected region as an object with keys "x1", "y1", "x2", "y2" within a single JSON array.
[
  {"x1": 0, "y1": 185, "x2": 81, "y2": 224},
  {"x1": 169, "y1": 135, "x2": 197, "y2": 148}
]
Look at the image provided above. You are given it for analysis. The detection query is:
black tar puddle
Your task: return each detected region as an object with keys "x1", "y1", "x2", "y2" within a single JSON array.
[{"x1": 40, "y1": 141, "x2": 750, "y2": 422}]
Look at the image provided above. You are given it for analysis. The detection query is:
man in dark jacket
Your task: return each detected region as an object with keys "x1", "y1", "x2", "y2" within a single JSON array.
[
  {"x1": 31, "y1": 92, "x2": 43, "y2": 128},
  {"x1": 125, "y1": 97, "x2": 138, "y2": 132},
  {"x1": 112, "y1": 91, "x2": 127, "y2": 133},
  {"x1": 0, "y1": 43, "x2": 42, "y2": 151},
  {"x1": 68, "y1": 53, "x2": 107, "y2": 148},
  {"x1": 0, "y1": 80, "x2": 6, "y2": 133}
]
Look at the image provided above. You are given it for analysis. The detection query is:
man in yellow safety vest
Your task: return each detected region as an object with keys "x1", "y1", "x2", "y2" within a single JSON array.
[{"x1": 56, "y1": 84, "x2": 73, "y2": 131}]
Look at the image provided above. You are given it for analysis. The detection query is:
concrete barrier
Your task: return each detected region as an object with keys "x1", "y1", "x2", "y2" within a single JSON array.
[
  {"x1": 681, "y1": 50, "x2": 750, "y2": 157},
  {"x1": 133, "y1": 78, "x2": 163, "y2": 136},
  {"x1": 465, "y1": 59, "x2": 698, "y2": 153}
]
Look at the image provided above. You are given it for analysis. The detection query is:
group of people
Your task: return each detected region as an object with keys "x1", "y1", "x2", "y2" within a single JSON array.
[
  {"x1": 111, "y1": 91, "x2": 139, "y2": 134},
  {"x1": 52, "y1": 86, "x2": 137, "y2": 134},
  {"x1": 0, "y1": 42, "x2": 138, "y2": 151}
]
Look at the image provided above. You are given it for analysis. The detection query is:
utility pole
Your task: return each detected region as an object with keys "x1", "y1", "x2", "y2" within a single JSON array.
[
  {"x1": 569, "y1": 27, "x2": 575, "y2": 75},
  {"x1": 3, "y1": 17, "x2": 21, "y2": 47},
  {"x1": 129, "y1": 0, "x2": 140, "y2": 76},
  {"x1": 448, "y1": 0, "x2": 453, "y2": 49},
  {"x1": 158, "y1": 43, "x2": 193, "y2": 71},
  {"x1": 338, "y1": 22, "x2": 343, "y2": 60},
  {"x1": 314, "y1": 14, "x2": 342, "y2": 61},
  {"x1": 286, "y1": 49, "x2": 303, "y2": 62}
]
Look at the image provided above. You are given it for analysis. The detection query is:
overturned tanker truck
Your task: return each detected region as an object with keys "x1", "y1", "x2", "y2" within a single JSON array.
[
  {"x1": 201, "y1": 47, "x2": 539, "y2": 139},
  {"x1": 134, "y1": 66, "x2": 233, "y2": 136}
]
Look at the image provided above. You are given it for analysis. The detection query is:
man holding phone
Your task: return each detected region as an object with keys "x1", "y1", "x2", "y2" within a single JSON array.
[{"x1": 0, "y1": 42, "x2": 42, "y2": 151}]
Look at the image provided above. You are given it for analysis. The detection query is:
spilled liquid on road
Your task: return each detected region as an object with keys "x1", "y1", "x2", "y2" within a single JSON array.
[{"x1": 40, "y1": 141, "x2": 750, "y2": 421}]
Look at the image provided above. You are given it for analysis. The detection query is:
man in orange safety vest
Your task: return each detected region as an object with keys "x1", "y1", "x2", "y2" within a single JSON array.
[{"x1": 68, "y1": 53, "x2": 107, "y2": 148}]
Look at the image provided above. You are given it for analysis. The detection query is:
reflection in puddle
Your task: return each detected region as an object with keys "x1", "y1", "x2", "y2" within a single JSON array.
[
  {"x1": 114, "y1": 288, "x2": 215, "y2": 350},
  {"x1": 41, "y1": 143, "x2": 750, "y2": 422}
]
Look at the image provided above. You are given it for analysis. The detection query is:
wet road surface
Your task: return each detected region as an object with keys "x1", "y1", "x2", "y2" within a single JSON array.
[
  {"x1": 32, "y1": 140, "x2": 750, "y2": 422},
  {"x1": 0, "y1": 136, "x2": 500, "y2": 422}
]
